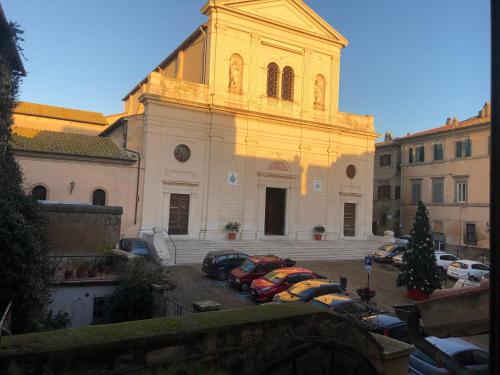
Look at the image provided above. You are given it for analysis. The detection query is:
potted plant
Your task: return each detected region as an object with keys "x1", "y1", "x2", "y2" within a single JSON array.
[
  {"x1": 313, "y1": 225, "x2": 326, "y2": 240},
  {"x1": 356, "y1": 287, "x2": 376, "y2": 301},
  {"x1": 64, "y1": 269, "x2": 73, "y2": 280},
  {"x1": 224, "y1": 222, "x2": 241, "y2": 240},
  {"x1": 76, "y1": 261, "x2": 89, "y2": 279},
  {"x1": 87, "y1": 265, "x2": 97, "y2": 278}
]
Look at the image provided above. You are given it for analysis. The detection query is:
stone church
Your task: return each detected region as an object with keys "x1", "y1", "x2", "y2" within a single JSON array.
[{"x1": 12, "y1": 0, "x2": 377, "y2": 241}]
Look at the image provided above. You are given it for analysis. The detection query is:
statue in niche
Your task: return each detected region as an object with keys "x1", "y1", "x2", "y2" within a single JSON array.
[
  {"x1": 314, "y1": 75, "x2": 325, "y2": 110},
  {"x1": 229, "y1": 54, "x2": 243, "y2": 94}
]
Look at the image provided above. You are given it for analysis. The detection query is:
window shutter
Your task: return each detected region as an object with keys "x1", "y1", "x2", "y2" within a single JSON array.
[
  {"x1": 456, "y1": 141, "x2": 462, "y2": 158},
  {"x1": 409, "y1": 148, "x2": 413, "y2": 163},
  {"x1": 464, "y1": 139, "x2": 471, "y2": 157}
]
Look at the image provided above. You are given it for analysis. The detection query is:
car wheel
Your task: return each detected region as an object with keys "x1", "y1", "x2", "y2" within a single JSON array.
[
  {"x1": 240, "y1": 283, "x2": 249, "y2": 292},
  {"x1": 217, "y1": 270, "x2": 227, "y2": 281}
]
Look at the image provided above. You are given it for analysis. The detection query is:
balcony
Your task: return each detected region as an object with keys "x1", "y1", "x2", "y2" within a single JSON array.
[{"x1": 49, "y1": 256, "x2": 125, "y2": 284}]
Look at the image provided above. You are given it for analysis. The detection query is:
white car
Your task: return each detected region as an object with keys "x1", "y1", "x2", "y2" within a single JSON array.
[
  {"x1": 447, "y1": 260, "x2": 490, "y2": 281},
  {"x1": 392, "y1": 251, "x2": 458, "y2": 271}
]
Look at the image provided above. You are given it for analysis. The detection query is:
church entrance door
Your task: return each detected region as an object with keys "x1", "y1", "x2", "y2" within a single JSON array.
[
  {"x1": 168, "y1": 194, "x2": 190, "y2": 235},
  {"x1": 265, "y1": 188, "x2": 286, "y2": 236}
]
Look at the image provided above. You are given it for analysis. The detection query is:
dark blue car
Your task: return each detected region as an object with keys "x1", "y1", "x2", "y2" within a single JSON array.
[{"x1": 202, "y1": 250, "x2": 248, "y2": 280}]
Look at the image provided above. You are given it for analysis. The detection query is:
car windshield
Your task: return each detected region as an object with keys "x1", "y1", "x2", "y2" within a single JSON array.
[
  {"x1": 264, "y1": 271, "x2": 287, "y2": 285},
  {"x1": 287, "y1": 283, "x2": 317, "y2": 298},
  {"x1": 240, "y1": 260, "x2": 255, "y2": 272}
]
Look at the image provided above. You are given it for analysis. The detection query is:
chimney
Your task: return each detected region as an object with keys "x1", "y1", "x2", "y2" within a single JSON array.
[
  {"x1": 452, "y1": 117, "x2": 459, "y2": 126},
  {"x1": 479, "y1": 102, "x2": 491, "y2": 118},
  {"x1": 446, "y1": 117, "x2": 453, "y2": 125},
  {"x1": 384, "y1": 131, "x2": 393, "y2": 142}
]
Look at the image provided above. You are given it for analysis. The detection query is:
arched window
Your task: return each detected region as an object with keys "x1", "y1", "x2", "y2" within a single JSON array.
[
  {"x1": 92, "y1": 189, "x2": 106, "y2": 206},
  {"x1": 267, "y1": 63, "x2": 279, "y2": 98},
  {"x1": 281, "y1": 66, "x2": 294, "y2": 101},
  {"x1": 31, "y1": 185, "x2": 47, "y2": 201}
]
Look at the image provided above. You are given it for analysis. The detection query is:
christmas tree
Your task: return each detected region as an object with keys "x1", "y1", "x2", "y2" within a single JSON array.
[{"x1": 397, "y1": 201, "x2": 441, "y2": 296}]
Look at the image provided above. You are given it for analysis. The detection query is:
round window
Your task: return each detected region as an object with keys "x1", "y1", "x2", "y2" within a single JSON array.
[
  {"x1": 174, "y1": 144, "x2": 191, "y2": 162},
  {"x1": 346, "y1": 165, "x2": 356, "y2": 179}
]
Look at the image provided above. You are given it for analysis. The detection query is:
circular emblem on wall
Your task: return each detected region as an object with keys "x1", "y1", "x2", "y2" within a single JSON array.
[
  {"x1": 174, "y1": 144, "x2": 191, "y2": 162},
  {"x1": 346, "y1": 165, "x2": 356, "y2": 179}
]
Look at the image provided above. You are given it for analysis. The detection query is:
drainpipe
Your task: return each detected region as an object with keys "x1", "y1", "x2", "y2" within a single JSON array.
[{"x1": 124, "y1": 120, "x2": 141, "y2": 225}]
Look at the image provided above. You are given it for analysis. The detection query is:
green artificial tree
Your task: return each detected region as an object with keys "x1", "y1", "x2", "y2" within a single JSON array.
[
  {"x1": 0, "y1": 22, "x2": 52, "y2": 333},
  {"x1": 397, "y1": 201, "x2": 441, "y2": 297}
]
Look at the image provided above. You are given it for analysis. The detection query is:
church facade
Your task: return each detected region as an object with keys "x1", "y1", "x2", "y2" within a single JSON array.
[{"x1": 13, "y1": 0, "x2": 377, "y2": 241}]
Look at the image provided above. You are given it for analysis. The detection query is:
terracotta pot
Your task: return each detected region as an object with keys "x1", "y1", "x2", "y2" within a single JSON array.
[
  {"x1": 407, "y1": 288, "x2": 430, "y2": 301},
  {"x1": 228, "y1": 232, "x2": 237, "y2": 240},
  {"x1": 356, "y1": 288, "x2": 376, "y2": 301},
  {"x1": 314, "y1": 233, "x2": 323, "y2": 241}
]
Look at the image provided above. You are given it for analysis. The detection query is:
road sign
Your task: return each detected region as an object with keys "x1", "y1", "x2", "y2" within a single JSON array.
[{"x1": 364, "y1": 256, "x2": 372, "y2": 273}]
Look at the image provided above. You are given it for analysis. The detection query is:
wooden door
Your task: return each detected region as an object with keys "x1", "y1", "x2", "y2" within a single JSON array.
[
  {"x1": 265, "y1": 188, "x2": 286, "y2": 235},
  {"x1": 344, "y1": 203, "x2": 356, "y2": 237},
  {"x1": 168, "y1": 194, "x2": 190, "y2": 235}
]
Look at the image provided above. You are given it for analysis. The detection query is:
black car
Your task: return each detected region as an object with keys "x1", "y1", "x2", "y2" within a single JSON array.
[
  {"x1": 118, "y1": 238, "x2": 152, "y2": 257},
  {"x1": 360, "y1": 312, "x2": 410, "y2": 343},
  {"x1": 272, "y1": 279, "x2": 346, "y2": 303},
  {"x1": 202, "y1": 250, "x2": 248, "y2": 280},
  {"x1": 310, "y1": 294, "x2": 380, "y2": 318}
]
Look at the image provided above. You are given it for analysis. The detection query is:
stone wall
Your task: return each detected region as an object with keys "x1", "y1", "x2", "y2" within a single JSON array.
[
  {"x1": 39, "y1": 202, "x2": 123, "y2": 254},
  {"x1": 0, "y1": 304, "x2": 412, "y2": 375}
]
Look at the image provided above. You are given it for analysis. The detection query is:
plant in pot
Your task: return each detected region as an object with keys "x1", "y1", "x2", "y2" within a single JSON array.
[
  {"x1": 75, "y1": 260, "x2": 89, "y2": 279},
  {"x1": 87, "y1": 263, "x2": 97, "y2": 278},
  {"x1": 313, "y1": 225, "x2": 325, "y2": 240},
  {"x1": 356, "y1": 287, "x2": 376, "y2": 302},
  {"x1": 64, "y1": 269, "x2": 73, "y2": 280},
  {"x1": 224, "y1": 222, "x2": 241, "y2": 240}
]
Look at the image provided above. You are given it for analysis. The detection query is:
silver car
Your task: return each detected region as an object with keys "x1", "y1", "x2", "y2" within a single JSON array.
[{"x1": 409, "y1": 336, "x2": 489, "y2": 374}]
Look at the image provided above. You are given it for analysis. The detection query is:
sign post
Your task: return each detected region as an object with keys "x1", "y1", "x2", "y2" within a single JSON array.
[{"x1": 364, "y1": 256, "x2": 372, "y2": 289}]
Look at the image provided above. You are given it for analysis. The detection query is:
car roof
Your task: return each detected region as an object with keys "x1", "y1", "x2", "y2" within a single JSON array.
[
  {"x1": 435, "y1": 251, "x2": 455, "y2": 256},
  {"x1": 313, "y1": 293, "x2": 353, "y2": 305},
  {"x1": 249, "y1": 255, "x2": 281, "y2": 262},
  {"x1": 362, "y1": 313, "x2": 404, "y2": 327},
  {"x1": 207, "y1": 250, "x2": 245, "y2": 256},
  {"x1": 425, "y1": 336, "x2": 486, "y2": 355},
  {"x1": 291, "y1": 279, "x2": 332, "y2": 288},
  {"x1": 122, "y1": 237, "x2": 146, "y2": 242},
  {"x1": 272, "y1": 267, "x2": 311, "y2": 274}
]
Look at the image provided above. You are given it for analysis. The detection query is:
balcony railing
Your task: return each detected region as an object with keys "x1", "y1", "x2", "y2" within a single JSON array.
[{"x1": 49, "y1": 256, "x2": 125, "y2": 283}]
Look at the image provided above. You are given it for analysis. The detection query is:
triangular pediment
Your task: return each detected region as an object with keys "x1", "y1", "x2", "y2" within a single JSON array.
[{"x1": 202, "y1": 0, "x2": 348, "y2": 46}]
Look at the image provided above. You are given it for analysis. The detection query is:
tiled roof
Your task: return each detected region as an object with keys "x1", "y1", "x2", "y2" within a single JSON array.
[
  {"x1": 10, "y1": 128, "x2": 133, "y2": 162},
  {"x1": 14, "y1": 102, "x2": 108, "y2": 126},
  {"x1": 402, "y1": 116, "x2": 490, "y2": 140}
]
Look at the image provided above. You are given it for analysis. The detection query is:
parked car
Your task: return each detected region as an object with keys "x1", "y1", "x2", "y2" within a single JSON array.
[
  {"x1": 118, "y1": 238, "x2": 152, "y2": 257},
  {"x1": 409, "y1": 336, "x2": 489, "y2": 375},
  {"x1": 446, "y1": 260, "x2": 490, "y2": 281},
  {"x1": 202, "y1": 250, "x2": 248, "y2": 280},
  {"x1": 372, "y1": 243, "x2": 406, "y2": 263},
  {"x1": 360, "y1": 312, "x2": 410, "y2": 343},
  {"x1": 393, "y1": 251, "x2": 459, "y2": 271},
  {"x1": 249, "y1": 267, "x2": 324, "y2": 302},
  {"x1": 310, "y1": 294, "x2": 380, "y2": 317},
  {"x1": 272, "y1": 279, "x2": 346, "y2": 303},
  {"x1": 228, "y1": 255, "x2": 295, "y2": 291}
]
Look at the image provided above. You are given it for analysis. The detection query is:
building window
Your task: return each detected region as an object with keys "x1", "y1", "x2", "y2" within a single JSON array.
[
  {"x1": 267, "y1": 63, "x2": 279, "y2": 98},
  {"x1": 92, "y1": 189, "x2": 106, "y2": 206},
  {"x1": 281, "y1": 66, "x2": 294, "y2": 101},
  {"x1": 31, "y1": 185, "x2": 47, "y2": 201},
  {"x1": 455, "y1": 180, "x2": 468, "y2": 203},
  {"x1": 92, "y1": 297, "x2": 110, "y2": 324},
  {"x1": 432, "y1": 178, "x2": 444, "y2": 203},
  {"x1": 378, "y1": 185, "x2": 391, "y2": 199},
  {"x1": 411, "y1": 180, "x2": 422, "y2": 203},
  {"x1": 379, "y1": 154, "x2": 391, "y2": 166},
  {"x1": 465, "y1": 223, "x2": 476, "y2": 245},
  {"x1": 455, "y1": 138, "x2": 472, "y2": 158},
  {"x1": 409, "y1": 145, "x2": 424, "y2": 164},
  {"x1": 433, "y1": 144, "x2": 443, "y2": 161},
  {"x1": 395, "y1": 186, "x2": 401, "y2": 200}
]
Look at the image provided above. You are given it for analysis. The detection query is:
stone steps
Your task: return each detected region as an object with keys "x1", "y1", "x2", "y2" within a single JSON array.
[{"x1": 165, "y1": 239, "x2": 385, "y2": 265}]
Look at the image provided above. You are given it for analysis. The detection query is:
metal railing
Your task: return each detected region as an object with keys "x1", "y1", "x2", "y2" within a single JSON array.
[
  {"x1": 0, "y1": 301, "x2": 13, "y2": 339},
  {"x1": 167, "y1": 232, "x2": 178, "y2": 264},
  {"x1": 49, "y1": 255, "x2": 125, "y2": 283},
  {"x1": 162, "y1": 296, "x2": 193, "y2": 317}
]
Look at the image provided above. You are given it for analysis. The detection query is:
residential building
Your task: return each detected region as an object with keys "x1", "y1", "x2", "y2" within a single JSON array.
[
  {"x1": 373, "y1": 102, "x2": 491, "y2": 251},
  {"x1": 373, "y1": 132, "x2": 401, "y2": 235},
  {"x1": 12, "y1": 0, "x2": 378, "y2": 242}
]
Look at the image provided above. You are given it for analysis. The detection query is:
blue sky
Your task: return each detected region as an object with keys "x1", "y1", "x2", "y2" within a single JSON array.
[{"x1": 3, "y1": 0, "x2": 490, "y2": 137}]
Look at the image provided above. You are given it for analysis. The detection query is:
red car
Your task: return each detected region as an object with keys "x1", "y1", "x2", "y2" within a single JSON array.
[
  {"x1": 249, "y1": 267, "x2": 325, "y2": 302},
  {"x1": 228, "y1": 255, "x2": 294, "y2": 292}
]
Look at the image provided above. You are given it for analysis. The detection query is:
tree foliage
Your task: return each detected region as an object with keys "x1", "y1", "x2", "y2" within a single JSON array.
[
  {"x1": 397, "y1": 201, "x2": 441, "y2": 295},
  {"x1": 109, "y1": 258, "x2": 169, "y2": 323},
  {"x1": 0, "y1": 22, "x2": 52, "y2": 333}
]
